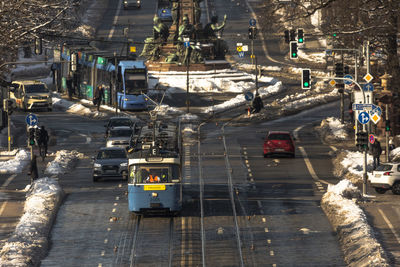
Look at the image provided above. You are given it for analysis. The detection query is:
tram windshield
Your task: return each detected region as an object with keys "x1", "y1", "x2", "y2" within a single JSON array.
[
  {"x1": 124, "y1": 72, "x2": 147, "y2": 94},
  {"x1": 129, "y1": 164, "x2": 180, "y2": 183}
]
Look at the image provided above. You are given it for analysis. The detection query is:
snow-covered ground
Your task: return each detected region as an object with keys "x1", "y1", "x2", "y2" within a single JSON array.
[
  {"x1": 45, "y1": 150, "x2": 84, "y2": 175},
  {"x1": 0, "y1": 149, "x2": 29, "y2": 174}
]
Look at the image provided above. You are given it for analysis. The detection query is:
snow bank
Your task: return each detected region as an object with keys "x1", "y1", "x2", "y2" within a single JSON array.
[
  {"x1": 45, "y1": 150, "x2": 83, "y2": 175},
  {"x1": 321, "y1": 180, "x2": 389, "y2": 267},
  {"x1": 334, "y1": 150, "x2": 374, "y2": 185},
  {"x1": 318, "y1": 117, "x2": 349, "y2": 142},
  {"x1": 0, "y1": 149, "x2": 29, "y2": 174},
  {"x1": 282, "y1": 89, "x2": 339, "y2": 113},
  {"x1": 390, "y1": 147, "x2": 400, "y2": 162},
  {"x1": 0, "y1": 177, "x2": 64, "y2": 266},
  {"x1": 52, "y1": 96, "x2": 107, "y2": 119}
]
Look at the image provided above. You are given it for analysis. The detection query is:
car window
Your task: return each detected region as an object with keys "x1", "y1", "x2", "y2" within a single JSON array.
[
  {"x1": 97, "y1": 149, "x2": 127, "y2": 159},
  {"x1": 375, "y1": 165, "x2": 393, "y2": 171},
  {"x1": 109, "y1": 129, "x2": 133, "y2": 137},
  {"x1": 267, "y1": 133, "x2": 291, "y2": 141},
  {"x1": 110, "y1": 119, "x2": 132, "y2": 127},
  {"x1": 25, "y1": 84, "x2": 48, "y2": 93},
  {"x1": 397, "y1": 165, "x2": 400, "y2": 172}
]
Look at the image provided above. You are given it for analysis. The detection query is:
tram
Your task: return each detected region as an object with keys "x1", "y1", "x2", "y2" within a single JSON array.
[
  {"x1": 117, "y1": 60, "x2": 149, "y2": 111},
  {"x1": 127, "y1": 121, "x2": 182, "y2": 215}
]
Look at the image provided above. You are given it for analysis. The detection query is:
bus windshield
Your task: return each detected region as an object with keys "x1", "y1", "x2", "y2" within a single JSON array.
[
  {"x1": 129, "y1": 164, "x2": 180, "y2": 183},
  {"x1": 25, "y1": 84, "x2": 48, "y2": 94}
]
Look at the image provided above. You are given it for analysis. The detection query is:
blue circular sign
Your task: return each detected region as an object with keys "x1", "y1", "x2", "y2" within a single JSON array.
[
  {"x1": 343, "y1": 75, "x2": 353, "y2": 85},
  {"x1": 245, "y1": 91, "x2": 254, "y2": 101},
  {"x1": 358, "y1": 111, "x2": 370, "y2": 125},
  {"x1": 26, "y1": 113, "x2": 38, "y2": 126},
  {"x1": 249, "y1": 19, "x2": 256, "y2": 26}
]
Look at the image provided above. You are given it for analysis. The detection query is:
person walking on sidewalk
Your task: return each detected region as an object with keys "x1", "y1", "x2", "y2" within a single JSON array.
[
  {"x1": 66, "y1": 74, "x2": 74, "y2": 100},
  {"x1": 94, "y1": 85, "x2": 104, "y2": 111},
  {"x1": 371, "y1": 138, "x2": 382, "y2": 170},
  {"x1": 28, "y1": 154, "x2": 38, "y2": 183}
]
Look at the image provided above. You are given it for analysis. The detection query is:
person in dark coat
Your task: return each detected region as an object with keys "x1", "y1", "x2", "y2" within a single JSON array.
[
  {"x1": 251, "y1": 92, "x2": 263, "y2": 114},
  {"x1": 371, "y1": 138, "x2": 382, "y2": 170},
  {"x1": 94, "y1": 85, "x2": 104, "y2": 111},
  {"x1": 348, "y1": 101, "x2": 354, "y2": 123},
  {"x1": 38, "y1": 126, "x2": 49, "y2": 155},
  {"x1": 66, "y1": 74, "x2": 74, "y2": 100},
  {"x1": 28, "y1": 154, "x2": 38, "y2": 182}
]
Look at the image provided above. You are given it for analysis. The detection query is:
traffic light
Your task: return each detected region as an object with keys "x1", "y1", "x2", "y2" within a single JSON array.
[
  {"x1": 385, "y1": 120, "x2": 390, "y2": 132},
  {"x1": 289, "y1": 29, "x2": 296, "y2": 41},
  {"x1": 35, "y1": 37, "x2": 42, "y2": 55},
  {"x1": 301, "y1": 69, "x2": 311, "y2": 89},
  {"x1": 356, "y1": 131, "x2": 368, "y2": 151},
  {"x1": 344, "y1": 65, "x2": 350, "y2": 75},
  {"x1": 335, "y1": 63, "x2": 344, "y2": 77},
  {"x1": 284, "y1": 30, "x2": 290, "y2": 43},
  {"x1": 290, "y1": 41, "x2": 298, "y2": 59},
  {"x1": 28, "y1": 127, "x2": 36, "y2": 146},
  {"x1": 297, "y1": 29, "x2": 304, "y2": 43},
  {"x1": 248, "y1": 27, "x2": 257, "y2": 40},
  {"x1": 3, "y1": 99, "x2": 14, "y2": 115}
]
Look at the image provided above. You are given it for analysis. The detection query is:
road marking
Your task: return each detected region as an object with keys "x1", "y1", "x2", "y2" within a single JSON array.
[
  {"x1": 249, "y1": 173, "x2": 253, "y2": 177},
  {"x1": 293, "y1": 125, "x2": 303, "y2": 141},
  {"x1": 378, "y1": 208, "x2": 400, "y2": 244},
  {"x1": 267, "y1": 239, "x2": 271, "y2": 244},
  {"x1": 180, "y1": 217, "x2": 186, "y2": 266},
  {"x1": 270, "y1": 250, "x2": 274, "y2": 256},
  {"x1": 257, "y1": 200, "x2": 262, "y2": 209},
  {"x1": 112, "y1": 208, "x2": 116, "y2": 213},
  {"x1": 0, "y1": 201, "x2": 8, "y2": 217},
  {"x1": 116, "y1": 196, "x2": 119, "y2": 201},
  {"x1": 299, "y1": 146, "x2": 331, "y2": 185},
  {"x1": 264, "y1": 228, "x2": 269, "y2": 232},
  {"x1": 330, "y1": 146, "x2": 338, "y2": 152},
  {"x1": 262, "y1": 217, "x2": 266, "y2": 223},
  {"x1": 104, "y1": 239, "x2": 108, "y2": 244},
  {"x1": 98, "y1": 264, "x2": 102, "y2": 267},
  {"x1": 108, "y1": 0, "x2": 123, "y2": 40},
  {"x1": 114, "y1": 203, "x2": 118, "y2": 206},
  {"x1": 101, "y1": 250, "x2": 105, "y2": 256},
  {"x1": 107, "y1": 228, "x2": 111, "y2": 232},
  {"x1": 1, "y1": 174, "x2": 17, "y2": 188}
]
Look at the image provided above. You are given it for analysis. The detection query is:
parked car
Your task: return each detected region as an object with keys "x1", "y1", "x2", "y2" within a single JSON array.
[
  {"x1": 263, "y1": 131, "x2": 295, "y2": 158},
  {"x1": 92, "y1": 147, "x2": 128, "y2": 182},
  {"x1": 123, "y1": 0, "x2": 141, "y2": 9},
  {"x1": 104, "y1": 117, "x2": 139, "y2": 138},
  {"x1": 369, "y1": 163, "x2": 400, "y2": 194},
  {"x1": 106, "y1": 126, "x2": 134, "y2": 149},
  {"x1": 9, "y1": 80, "x2": 52, "y2": 111}
]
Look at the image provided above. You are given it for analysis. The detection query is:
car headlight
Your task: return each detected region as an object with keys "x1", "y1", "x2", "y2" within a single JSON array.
[
  {"x1": 124, "y1": 1, "x2": 127, "y2": 3},
  {"x1": 106, "y1": 141, "x2": 113, "y2": 147},
  {"x1": 120, "y1": 162, "x2": 128, "y2": 167},
  {"x1": 94, "y1": 163, "x2": 101, "y2": 168},
  {"x1": 124, "y1": 98, "x2": 129, "y2": 101}
]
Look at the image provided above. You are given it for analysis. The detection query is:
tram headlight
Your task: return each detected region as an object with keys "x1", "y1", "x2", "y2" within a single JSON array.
[
  {"x1": 152, "y1": 192, "x2": 158, "y2": 197},
  {"x1": 94, "y1": 163, "x2": 101, "y2": 168},
  {"x1": 124, "y1": 98, "x2": 129, "y2": 101},
  {"x1": 120, "y1": 162, "x2": 128, "y2": 167}
]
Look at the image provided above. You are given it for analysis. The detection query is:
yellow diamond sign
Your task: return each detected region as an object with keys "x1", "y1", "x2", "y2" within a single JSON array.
[
  {"x1": 237, "y1": 46, "x2": 243, "y2": 52},
  {"x1": 364, "y1": 73, "x2": 373, "y2": 83},
  {"x1": 329, "y1": 80, "x2": 336, "y2": 86},
  {"x1": 370, "y1": 113, "x2": 381, "y2": 124}
]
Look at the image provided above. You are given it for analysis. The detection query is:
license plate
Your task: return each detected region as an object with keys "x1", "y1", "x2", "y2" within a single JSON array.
[
  {"x1": 144, "y1": 184, "x2": 166, "y2": 191},
  {"x1": 375, "y1": 174, "x2": 381, "y2": 178},
  {"x1": 275, "y1": 149, "x2": 284, "y2": 152}
]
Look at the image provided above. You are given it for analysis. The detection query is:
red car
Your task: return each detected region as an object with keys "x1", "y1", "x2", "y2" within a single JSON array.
[{"x1": 263, "y1": 131, "x2": 295, "y2": 158}]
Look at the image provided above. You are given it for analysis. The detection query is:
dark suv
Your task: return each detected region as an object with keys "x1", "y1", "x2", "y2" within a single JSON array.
[{"x1": 93, "y1": 147, "x2": 128, "y2": 182}]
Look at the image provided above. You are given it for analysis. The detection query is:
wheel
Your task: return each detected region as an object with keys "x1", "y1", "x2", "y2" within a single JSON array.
[
  {"x1": 374, "y1": 187, "x2": 387, "y2": 194},
  {"x1": 391, "y1": 182, "x2": 400, "y2": 195},
  {"x1": 290, "y1": 153, "x2": 295, "y2": 158},
  {"x1": 263, "y1": 153, "x2": 268, "y2": 158},
  {"x1": 93, "y1": 176, "x2": 99, "y2": 182},
  {"x1": 47, "y1": 107, "x2": 52, "y2": 112}
]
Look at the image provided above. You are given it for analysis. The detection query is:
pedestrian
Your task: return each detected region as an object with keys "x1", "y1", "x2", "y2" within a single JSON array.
[
  {"x1": 251, "y1": 92, "x2": 263, "y2": 114},
  {"x1": 371, "y1": 138, "x2": 382, "y2": 170},
  {"x1": 28, "y1": 154, "x2": 38, "y2": 183},
  {"x1": 94, "y1": 85, "x2": 104, "y2": 111},
  {"x1": 348, "y1": 101, "x2": 354, "y2": 123},
  {"x1": 38, "y1": 126, "x2": 49, "y2": 156},
  {"x1": 66, "y1": 74, "x2": 73, "y2": 100}
]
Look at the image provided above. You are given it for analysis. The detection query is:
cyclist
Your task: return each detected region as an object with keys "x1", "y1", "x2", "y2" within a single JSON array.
[{"x1": 38, "y1": 126, "x2": 49, "y2": 158}]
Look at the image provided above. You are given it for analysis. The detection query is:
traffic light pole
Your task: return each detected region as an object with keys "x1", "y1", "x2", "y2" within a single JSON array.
[
  {"x1": 316, "y1": 76, "x2": 369, "y2": 196},
  {"x1": 385, "y1": 104, "x2": 389, "y2": 162},
  {"x1": 7, "y1": 111, "x2": 10, "y2": 151}
]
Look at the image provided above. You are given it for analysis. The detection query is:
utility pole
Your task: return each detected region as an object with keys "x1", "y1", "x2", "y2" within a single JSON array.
[
  {"x1": 385, "y1": 104, "x2": 389, "y2": 162},
  {"x1": 254, "y1": 56, "x2": 258, "y2": 93},
  {"x1": 114, "y1": 52, "x2": 118, "y2": 116},
  {"x1": 340, "y1": 52, "x2": 344, "y2": 124},
  {"x1": 186, "y1": 49, "x2": 190, "y2": 113}
]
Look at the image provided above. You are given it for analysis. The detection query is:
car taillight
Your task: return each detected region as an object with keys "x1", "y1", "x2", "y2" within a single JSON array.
[{"x1": 383, "y1": 172, "x2": 392, "y2": 176}]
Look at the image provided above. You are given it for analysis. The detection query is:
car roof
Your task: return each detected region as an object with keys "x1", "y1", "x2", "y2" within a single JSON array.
[
  {"x1": 12, "y1": 80, "x2": 45, "y2": 85},
  {"x1": 267, "y1": 131, "x2": 291, "y2": 135}
]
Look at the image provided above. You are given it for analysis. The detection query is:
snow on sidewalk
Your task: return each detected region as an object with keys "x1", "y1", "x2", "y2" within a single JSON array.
[
  {"x1": 0, "y1": 149, "x2": 29, "y2": 174},
  {"x1": 45, "y1": 150, "x2": 84, "y2": 175}
]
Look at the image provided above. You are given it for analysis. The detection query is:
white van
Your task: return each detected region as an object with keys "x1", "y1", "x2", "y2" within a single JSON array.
[{"x1": 10, "y1": 80, "x2": 52, "y2": 111}]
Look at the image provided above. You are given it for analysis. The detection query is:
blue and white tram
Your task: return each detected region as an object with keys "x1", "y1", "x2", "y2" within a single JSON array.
[
  {"x1": 117, "y1": 60, "x2": 149, "y2": 111},
  {"x1": 128, "y1": 151, "x2": 182, "y2": 214}
]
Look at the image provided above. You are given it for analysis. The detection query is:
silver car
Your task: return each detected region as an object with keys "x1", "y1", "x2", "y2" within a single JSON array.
[
  {"x1": 93, "y1": 147, "x2": 128, "y2": 182},
  {"x1": 106, "y1": 126, "x2": 133, "y2": 149}
]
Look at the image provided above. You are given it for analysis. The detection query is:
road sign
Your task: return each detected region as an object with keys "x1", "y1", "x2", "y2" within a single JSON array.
[
  {"x1": 370, "y1": 105, "x2": 382, "y2": 116},
  {"x1": 363, "y1": 73, "x2": 373, "y2": 83},
  {"x1": 26, "y1": 113, "x2": 38, "y2": 127},
  {"x1": 358, "y1": 111, "x2": 370, "y2": 124},
  {"x1": 242, "y1": 45, "x2": 249, "y2": 52},
  {"x1": 363, "y1": 83, "x2": 374, "y2": 92},
  {"x1": 329, "y1": 80, "x2": 336, "y2": 86},
  {"x1": 369, "y1": 134, "x2": 375, "y2": 144},
  {"x1": 236, "y1": 46, "x2": 243, "y2": 52},
  {"x1": 249, "y1": 18, "x2": 256, "y2": 26},
  {"x1": 343, "y1": 75, "x2": 353, "y2": 85},
  {"x1": 184, "y1": 41, "x2": 190, "y2": 48},
  {"x1": 238, "y1": 51, "x2": 244, "y2": 58},
  {"x1": 325, "y1": 49, "x2": 332, "y2": 56},
  {"x1": 352, "y1": 103, "x2": 373, "y2": 111},
  {"x1": 370, "y1": 113, "x2": 381, "y2": 124},
  {"x1": 245, "y1": 91, "x2": 254, "y2": 101}
]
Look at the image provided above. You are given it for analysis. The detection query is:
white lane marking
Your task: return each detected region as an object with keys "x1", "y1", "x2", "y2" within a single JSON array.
[
  {"x1": 378, "y1": 208, "x2": 400, "y2": 244},
  {"x1": 78, "y1": 133, "x2": 91, "y2": 144},
  {"x1": 107, "y1": 228, "x2": 111, "y2": 232},
  {"x1": 249, "y1": 173, "x2": 253, "y2": 177},
  {"x1": 114, "y1": 203, "x2": 118, "y2": 206},
  {"x1": 98, "y1": 264, "x2": 102, "y2": 267},
  {"x1": 116, "y1": 196, "x2": 120, "y2": 201},
  {"x1": 0, "y1": 201, "x2": 8, "y2": 217},
  {"x1": 112, "y1": 208, "x2": 116, "y2": 213},
  {"x1": 293, "y1": 125, "x2": 303, "y2": 141},
  {"x1": 267, "y1": 239, "x2": 271, "y2": 244},
  {"x1": 101, "y1": 250, "x2": 105, "y2": 256},
  {"x1": 1, "y1": 174, "x2": 17, "y2": 188},
  {"x1": 262, "y1": 217, "x2": 266, "y2": 223},
  {"x1": 104, "y1": 239, "x2": 108, "y2": 244},
  {"x1": 108, "y1": 0, "x2": 123, "y2": 39},
  {"x1": 264, "y1": 228, "x2": 269, "y2": 232},
  {"x1": 299, "y1": 146, "x2": 331, "y2": 185},
  {"x1": 270, "y1": 250, "x2": 274, "y2": 256}
]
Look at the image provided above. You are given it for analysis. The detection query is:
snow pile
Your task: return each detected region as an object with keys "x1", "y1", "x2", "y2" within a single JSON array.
[
  {"x1": 319, "y1": 117, "x2": 349, "y2": 140},
  {"x1": 321, "y1": 180, "x2": 389, "y2": 266},
  {"x1": 0, "y1": 149, "x2": 29, "y2": 174},
  {"x1": 390, "y1": 147, "x2": 400, "y2": 162},
  {"x1": 202, "y1": 81, "x2": 283, "y2": 114},
  {"x1": 298, "y1": 50, "x2": 326, "y2": 63},
  {"x1": 179, "y1": 113, "x2": 199, "y2": 123},
  {"x1": 0, "y1": 177, "x2": 64, "y2": 267},
  {"x1": 235, "y1": 63, "x2": 282, "y2": 72},
  {"x1": 282, "y1": 89, "x2": 339, "y2": 113},
  {"x1": 45, "y1": 150, "x2": 83, "y2": 175},
  {"x1": 52, "y1": 96, "x2": 107, "y2": 119},
  {"x1": 333, "y1": 150, "x2": 374, "y2": 185}
]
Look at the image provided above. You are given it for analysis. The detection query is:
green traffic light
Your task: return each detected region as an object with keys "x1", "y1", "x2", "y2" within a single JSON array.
[
  {"x1": 298, "y1": 38, "x2": 303, "y2": 43},
  {"x1": 292, "y1": 53, "x2": 297, "y2": 57},
  {"x1": 304, "y1": 82, "x2": 309, "y2": 87},
  {"x1": 333, "y1": 33, "x2": 337, "y2": 37}
]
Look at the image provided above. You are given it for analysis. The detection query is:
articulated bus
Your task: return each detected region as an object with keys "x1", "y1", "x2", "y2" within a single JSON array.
[{"x1": 117, "y1": 60, "x2": 149, "y2": 111}]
